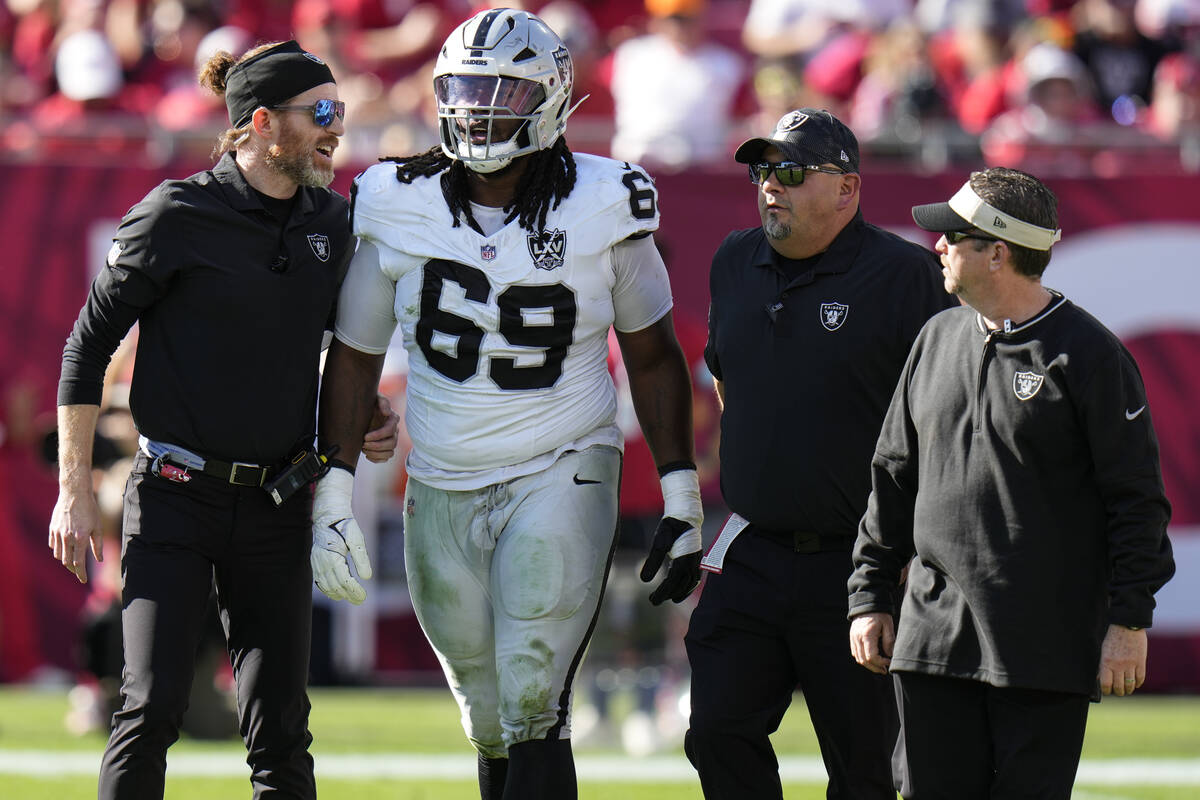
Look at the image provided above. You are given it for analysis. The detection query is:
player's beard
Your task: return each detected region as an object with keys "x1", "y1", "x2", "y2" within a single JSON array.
[{"x1": 265, "y1": 118, "x2": 335, "y2": 188}]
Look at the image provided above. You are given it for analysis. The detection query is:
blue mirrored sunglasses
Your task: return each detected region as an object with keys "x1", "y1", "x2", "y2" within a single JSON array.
[{"x1": 270, "y1": 99, "x2": 346, "y2": 127}]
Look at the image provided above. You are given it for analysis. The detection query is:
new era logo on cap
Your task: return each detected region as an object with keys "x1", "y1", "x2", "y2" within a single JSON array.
[{"x1": 993, "y1": 216, "x2": 1008, "y2": 229}]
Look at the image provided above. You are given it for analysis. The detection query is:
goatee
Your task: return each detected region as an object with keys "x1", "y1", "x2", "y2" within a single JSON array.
[{"x1": 763, "y1": 217, "x2": 791, "y2": 241}]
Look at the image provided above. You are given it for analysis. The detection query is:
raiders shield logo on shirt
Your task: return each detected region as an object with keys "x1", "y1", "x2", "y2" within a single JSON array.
[
  {"x1": 527, "y1": 228, "x2": 566, "y2": 271},
  {"x1": 307, "y1": 233, "x2": 331, "y2": 262},
  {"x1": 820, "y1": 302, "x2": 849, "y2": 331},
  {"x1": 1013, "y1": 370, "x2": 1045, "y2": 400}
]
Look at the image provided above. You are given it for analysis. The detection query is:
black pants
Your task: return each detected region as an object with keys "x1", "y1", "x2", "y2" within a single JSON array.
[
  {"x1": 684, "y1": 528, "x2": 897, "y2": 799},
  {"x1": 894, "y1": 672, "x2": 1090, "y2": 800},
  {"x1": 99, "y1": 451, "x2": 316, "y2": 800}
]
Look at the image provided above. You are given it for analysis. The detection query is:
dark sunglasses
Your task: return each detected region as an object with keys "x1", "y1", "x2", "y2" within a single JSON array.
[
  {"x1": 944, "y1": 230, "x2": 1000, "y2": 245},
  {"x1": 270, "y1": 99, "x2": 346, "y2": 127},
  {"x1": 748, "y1": 161, "x2": 845, "y2": 186}
]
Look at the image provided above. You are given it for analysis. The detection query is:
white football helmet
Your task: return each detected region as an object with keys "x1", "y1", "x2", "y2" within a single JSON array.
[{"x1": 434, "y1": 8, "x2": 578, "y2": 173}]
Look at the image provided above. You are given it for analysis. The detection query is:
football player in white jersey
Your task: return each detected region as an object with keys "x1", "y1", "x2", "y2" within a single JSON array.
[{"x1": 308, "y1": 9, "x2": 703, "y2": 798}]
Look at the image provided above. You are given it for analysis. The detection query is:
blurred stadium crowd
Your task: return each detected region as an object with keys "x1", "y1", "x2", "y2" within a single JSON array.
[{"x1": 1, "y1": 0, "x2": 1198, "y2": 174}]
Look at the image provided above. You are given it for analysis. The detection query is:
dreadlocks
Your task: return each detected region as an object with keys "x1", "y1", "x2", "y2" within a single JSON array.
[{"x1": 383, "y1": 139, "x2": 577, "y2": 236}]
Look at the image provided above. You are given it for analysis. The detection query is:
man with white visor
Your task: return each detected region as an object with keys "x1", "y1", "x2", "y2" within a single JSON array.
[{"x1": 848, "y1": 167, "x2": 1175, "y2": 799}]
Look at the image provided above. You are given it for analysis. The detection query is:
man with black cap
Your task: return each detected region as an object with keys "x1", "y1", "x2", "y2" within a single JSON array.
[
  {"x1": 49, "y1": 40, "x2": 397, "y2": 799},
  {"x1": 849, "y1": 167, "x2": 1175, "y2": 798},
  {"x1": 684, "y1": 108, "x2": 954, "y2": 798}
]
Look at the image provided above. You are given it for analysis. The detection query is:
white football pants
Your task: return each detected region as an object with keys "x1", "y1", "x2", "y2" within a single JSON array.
[{"x1": 403, "y1": 445, "x2": 622, "y2": 758}]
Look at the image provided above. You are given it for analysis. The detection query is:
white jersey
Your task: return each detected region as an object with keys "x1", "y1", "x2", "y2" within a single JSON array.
[{"x1": 338, "y1": 153, "x2": 673, "y2": 489}]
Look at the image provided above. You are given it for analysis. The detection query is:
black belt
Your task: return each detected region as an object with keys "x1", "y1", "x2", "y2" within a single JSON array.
[
  {"x1": 200, "y1": 458, "x2": 273, "y2": 487},
  {"x1": 144, "y1": 438, "x2": 277, "y2": 487},
  {"x1": 754, "y1": 527, "x2": 851, "y2": 554},
  {"x1": 151, "y1": 452, "x2": 274, "y2": 487}
]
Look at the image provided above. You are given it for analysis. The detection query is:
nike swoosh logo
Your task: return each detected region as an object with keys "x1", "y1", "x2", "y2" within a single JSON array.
[
  {"x1": 328, "y1": 518, "x2": 351, "y2": 544},
  {"x1": 1125, "y1": 406, "x2": 1146, "y2": 421},
  {"x1": 573, "y1": 474, "x2": 601, "y2": 485}
]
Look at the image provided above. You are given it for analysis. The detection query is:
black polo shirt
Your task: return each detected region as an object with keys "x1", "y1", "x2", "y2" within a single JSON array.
[
  {"x1": 58, "y1": 152, "x2": 352, "y2": 464},
  {"x1": 705, "y1": 211, "x2": 955, "y2": 536}
]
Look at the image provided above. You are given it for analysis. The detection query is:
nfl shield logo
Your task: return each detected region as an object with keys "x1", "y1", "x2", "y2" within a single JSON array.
[
  {"x1": 481, "y1": 244, "x2": 497, "y2": 261},
  {"x1": 307, "y1": 233, "x2": 331, "y2": 262},
  {"x1": 1013, "y1": 371, "x2": 1044, "y2": 401},
  {"x1": 527, "y1": 228, "x2": 567, "y2": 271},
  {"x1": 819, "y1": 302, "x2": 849, "y2": 331}
]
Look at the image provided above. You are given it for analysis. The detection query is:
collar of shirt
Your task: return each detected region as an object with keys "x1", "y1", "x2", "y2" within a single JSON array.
[
  {"x1": 212, "y1": 151, "x2": 318, "y2": 221},
  {"x1": 749, "y1": 209, "x2": 866, "y2": 286},
  {"x1": 972, "y1": 290, "x2": 1069, "y2": 338}
]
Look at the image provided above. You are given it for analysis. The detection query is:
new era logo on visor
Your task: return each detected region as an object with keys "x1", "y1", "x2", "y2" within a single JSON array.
[{"x1": 994, "y1": 216, "x2": 1008, "y2": 229}]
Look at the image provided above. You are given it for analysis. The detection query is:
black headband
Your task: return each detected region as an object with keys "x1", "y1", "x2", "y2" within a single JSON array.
[{"x1": 224, "y1": 40, "x2": 336, "y2": 129}]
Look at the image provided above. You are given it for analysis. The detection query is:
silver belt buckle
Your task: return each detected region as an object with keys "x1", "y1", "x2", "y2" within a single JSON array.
[{"x1": 230, "y1": 462, "x2": 264, "y2": 486}]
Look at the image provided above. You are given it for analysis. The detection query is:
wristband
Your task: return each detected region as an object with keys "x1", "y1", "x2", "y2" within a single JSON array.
[
  {"x1": 656, "y1": 459, "x2": 697, "y2": 478},
  {"x1": 660, "y1": 468, "x2": 702, "y2": 527},
  {"x1": 328, "y1": 458, "x2": 356, "y2": 476}
]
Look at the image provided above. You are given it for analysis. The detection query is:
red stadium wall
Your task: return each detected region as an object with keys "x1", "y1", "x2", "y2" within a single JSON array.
[{"x1": 4, "y1": 163, "x2": 1199, "y2": 689}]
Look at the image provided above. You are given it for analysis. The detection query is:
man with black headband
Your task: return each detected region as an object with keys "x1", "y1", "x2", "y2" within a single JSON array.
[
  {"x1": 849, "y1": 167, "x2": 1175, "y2": 798},
  {"x1": 49, "y1": 40, "x2": 397, "y2": 799}
]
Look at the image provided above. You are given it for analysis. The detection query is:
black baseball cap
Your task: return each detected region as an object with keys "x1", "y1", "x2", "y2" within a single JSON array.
[{"x1": 734, "y1": 108, "x2": 859, "y2": 173}]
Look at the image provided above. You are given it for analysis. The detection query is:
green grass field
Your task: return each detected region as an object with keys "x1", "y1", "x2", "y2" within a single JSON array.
[{"x1": 1, "y1": 686, "x2": 1197, "y2": 798}]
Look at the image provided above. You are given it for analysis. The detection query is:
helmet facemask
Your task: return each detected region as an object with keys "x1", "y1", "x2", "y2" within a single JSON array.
[{"x1": 435, "y1": 74, "x2": 548, "y2": 173}]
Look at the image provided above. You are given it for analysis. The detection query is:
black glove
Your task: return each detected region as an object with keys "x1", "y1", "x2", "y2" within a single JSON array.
[{"x1": 640, "y1": 516, "x2": 703, "y2": 605}]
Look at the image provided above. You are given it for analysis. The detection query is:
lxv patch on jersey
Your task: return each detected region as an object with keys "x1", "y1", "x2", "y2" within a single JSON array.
[{"x1": 528, "y1": 228, "x2": 566, "y2": 271}]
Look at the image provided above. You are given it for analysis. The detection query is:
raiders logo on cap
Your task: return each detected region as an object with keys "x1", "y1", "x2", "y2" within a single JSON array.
[{"x1": 776, "y1": 110, "x2": 809, "y2": 132}]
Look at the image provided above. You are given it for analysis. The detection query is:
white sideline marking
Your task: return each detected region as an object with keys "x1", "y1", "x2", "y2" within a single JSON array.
[{"x1": 1, "y1": 751, "x2": 1198, "y2": 784}]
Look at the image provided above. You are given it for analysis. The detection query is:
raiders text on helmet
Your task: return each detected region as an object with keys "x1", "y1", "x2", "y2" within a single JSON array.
[{"x1": 434, "y1": 8, "x2": 579, "y2": 173}]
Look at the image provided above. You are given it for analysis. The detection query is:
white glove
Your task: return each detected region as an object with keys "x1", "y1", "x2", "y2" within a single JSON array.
[
  {"x1": 640, "y1": 468, "x2": 704, "y2": 605},
  {"x1": 311, "y1": 468, "x2": 373, "y2": 605}
]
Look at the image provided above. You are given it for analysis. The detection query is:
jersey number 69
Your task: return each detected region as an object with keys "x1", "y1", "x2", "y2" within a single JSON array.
[{"x1": 417, "y1": 259, "x2": 578, "y2": 390}]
